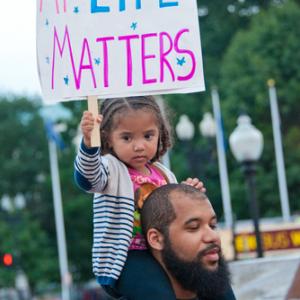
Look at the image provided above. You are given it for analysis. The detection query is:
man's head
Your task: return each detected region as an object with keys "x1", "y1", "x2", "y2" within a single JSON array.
[{"x1": 141, "y1": 184, "x2": 231, "y2": 299}]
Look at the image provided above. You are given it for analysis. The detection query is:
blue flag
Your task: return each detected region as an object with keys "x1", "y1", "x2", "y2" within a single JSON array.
[{"x1": 45, "y1": 120, "x2": 65, "y2": 150}]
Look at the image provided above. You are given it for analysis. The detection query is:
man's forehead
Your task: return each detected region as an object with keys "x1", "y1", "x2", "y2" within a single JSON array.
[{"x1": 169, "y1": 190, "x2": 215, "y2": 219}]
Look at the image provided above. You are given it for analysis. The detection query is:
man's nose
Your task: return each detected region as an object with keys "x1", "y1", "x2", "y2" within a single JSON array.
[{"x1": 202, "y1": 226, "x2": 220, "y2": 244}]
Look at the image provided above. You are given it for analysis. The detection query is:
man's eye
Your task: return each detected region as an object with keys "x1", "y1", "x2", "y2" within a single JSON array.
[
  {"x1": 189, "y1": 227, "x2": 198, "y2": 231},
  {"x1": 187, "y1": 225, "x2": 199, "y2": 231}
]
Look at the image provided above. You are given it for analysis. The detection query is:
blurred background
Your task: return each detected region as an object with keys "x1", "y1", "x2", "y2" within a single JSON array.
[{"x1": 1, "y1": 0, "x2": 300, "y2": 299}]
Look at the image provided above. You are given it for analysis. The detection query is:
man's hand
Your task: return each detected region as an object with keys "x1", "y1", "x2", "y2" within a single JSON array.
[
  {"x1": 181, "y1": 177, "x2": 206, "y2": 193},
  {"x1": 80, "y1": 111, "x2": 103, "y2": 148}
]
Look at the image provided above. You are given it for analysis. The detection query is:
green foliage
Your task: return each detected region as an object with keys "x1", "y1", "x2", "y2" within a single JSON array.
[
  {"x1": 220, "y1": 0, "x2": 300, "y2": 217},
  {"x1": 163, "y1": 0, "x2": 300, "y2": 220},
  {"x1": 0, "y1": 96, "x2": 93, "y2": 291},
  {"x1": 162, "y1": 0, "x2": 262, "y2": 220},
  {"x1": 0, "y1": 97, "x2": 58, "y2": 288}
]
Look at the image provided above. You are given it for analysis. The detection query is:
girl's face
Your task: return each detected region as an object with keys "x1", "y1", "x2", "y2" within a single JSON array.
[{"x1": 108, "y1": 109, "x2": 160, "y2": 175}]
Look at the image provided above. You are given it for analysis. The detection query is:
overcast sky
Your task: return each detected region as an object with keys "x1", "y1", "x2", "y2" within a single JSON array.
[{"x1": 0, "y1": 1, "x2": 41, "y2": 96}]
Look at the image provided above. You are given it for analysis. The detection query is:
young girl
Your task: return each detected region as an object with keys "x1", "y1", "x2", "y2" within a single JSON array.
[{"x1": 74, "y1": 96, "x2": 204, "y2": 299}]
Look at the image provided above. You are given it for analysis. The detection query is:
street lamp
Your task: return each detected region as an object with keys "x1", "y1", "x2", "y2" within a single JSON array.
[
  {"x1": 1, "y1": 193, "x2": 26, "y2": 212},
  {"x1": 176, "y1": 112, "x2": 233, "y2": 229},
  {"x1": 199, "y1": 112, "x2": 216, "y2": 138},
  {"x1": 1, "y1": 194, "x2": 13, "y2": 212},
  {"x1": 175, "y1": 113, "x2": 217, "y2": 178},
  {"x1": 175, "y1": 114, "x2": 197, "y2": 176},
  {"x1": 14, "y1": 194, "x2": 26, "y2": 210},
  {"x1": 199, "y1": 112, "x2": 216, "y2": 164},
  {"x1": 175, "y1": 112, "x2": 216, "y2": 142},
  {"x1": 175, "y1": 114, "x2": 195, "y2": 141},
  {"x1": 229, "y1": 114, "x2": 264, "y2": 258}
]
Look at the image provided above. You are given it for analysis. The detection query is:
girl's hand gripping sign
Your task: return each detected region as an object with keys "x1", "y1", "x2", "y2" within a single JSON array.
[{"x1": 37, "y1": 0, "x2": 205, "y2": 104}]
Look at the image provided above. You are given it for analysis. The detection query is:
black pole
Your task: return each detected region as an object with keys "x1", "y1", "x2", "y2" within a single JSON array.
[
  {"x1": 242, "y1": 160, "x2": 264, "y2": 258},
  {"x1": 182, "y1": 140, "x2": 199, "y2": 178}
]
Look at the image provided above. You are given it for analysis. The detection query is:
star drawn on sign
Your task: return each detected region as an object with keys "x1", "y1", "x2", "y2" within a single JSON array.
[
  {"x1": 73, "y1": 6, "x2": 79, "y2": 13},
  {"x1": 64, "y1": 75, "x2": 69, "y2": 85},
  {"x1": 94, "y1": 58, "x2": 101, "y2": 65},
  {"x1": 177, "y1": 57, "x2": 186, "y2": 66},
  {"x1": 130, "y1": 22, "x2": 138, "y2": 30}
]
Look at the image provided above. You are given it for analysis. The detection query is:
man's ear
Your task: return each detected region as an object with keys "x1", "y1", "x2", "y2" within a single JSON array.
[{"x1": 147, "y1": 228, "x2": 164, "y2": 251}]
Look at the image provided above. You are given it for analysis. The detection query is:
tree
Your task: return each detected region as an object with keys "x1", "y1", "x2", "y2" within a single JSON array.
[
  {"x1": 0, "y1": 96, "x2": 94, "y2": 291},
  {"x1": 161, "y1": 0, "x2": 264, "y2": 220},
  {"x1": 162, "y1": 0, "x2": 300, "y2": 221},
  {"x1": 220, "y1": 0, "x2": 300, "y2": 218},
  {"x1": 197, "y1": 0, "x2": 286, "y2": 86},
  {"x1": 0, "y1": 96, "x2": 59, "y2": 289}
]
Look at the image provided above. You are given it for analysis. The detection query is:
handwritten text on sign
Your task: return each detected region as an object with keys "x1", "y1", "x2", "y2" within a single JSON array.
[{"x1": 37, "y1": 1, "x2": 205, "y2": 103}]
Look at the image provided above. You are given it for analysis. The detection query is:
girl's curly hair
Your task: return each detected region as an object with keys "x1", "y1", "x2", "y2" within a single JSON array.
[{"x1": 99, "y1": 96, "x2": 173, "y2": 162}]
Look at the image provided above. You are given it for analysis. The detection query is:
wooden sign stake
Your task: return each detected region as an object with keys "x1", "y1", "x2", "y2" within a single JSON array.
[{"x1": 87, "y1": 95, "x2": 101, "y2": 147}]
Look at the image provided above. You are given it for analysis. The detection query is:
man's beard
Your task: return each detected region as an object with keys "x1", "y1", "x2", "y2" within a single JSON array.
[{"x1": 162, "y1": 236, "x2": 231, "y2": 300}]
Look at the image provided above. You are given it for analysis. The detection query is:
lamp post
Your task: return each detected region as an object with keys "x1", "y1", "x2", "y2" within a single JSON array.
[
  {"x1": 229, "y1": 114, "x2": 264, "y2": 258},
  {"x1": 176, "y1": 113, "x2": 233, "y2": 228},
  {"x1": 175, "y1": 114, "x2": 195, "y2": 141},
  {"x1": 199, "y1": 112, "x2": 216, "y2": 164},
  {"x1": 199, "y1": 112, "x2": 216, "y2": 138},
  {"x1": 175, "y1": 114, "x2": 198, "y2": 176}
]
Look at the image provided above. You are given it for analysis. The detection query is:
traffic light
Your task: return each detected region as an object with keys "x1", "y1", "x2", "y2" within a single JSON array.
[{"x1": 2, "y1": 253, "x2": 13, "y2": 267}]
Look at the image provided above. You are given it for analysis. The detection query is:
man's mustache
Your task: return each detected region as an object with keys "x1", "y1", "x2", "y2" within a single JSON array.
[{"x1": 197, "y1": 243, "x2": 221, "y2": 258}]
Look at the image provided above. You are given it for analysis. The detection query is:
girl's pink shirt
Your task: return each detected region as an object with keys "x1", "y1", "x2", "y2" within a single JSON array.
[
  {"x1": 128, "y1": 164, "x2": 167, "y2": 250},
  {"x1": 128, "y1": 164, "x2": 167, "y2": 191}
]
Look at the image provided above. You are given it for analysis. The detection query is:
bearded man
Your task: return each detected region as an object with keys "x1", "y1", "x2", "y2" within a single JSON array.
[{"x1": 141, "y1": 183, "x2": 236, "y2": 300}]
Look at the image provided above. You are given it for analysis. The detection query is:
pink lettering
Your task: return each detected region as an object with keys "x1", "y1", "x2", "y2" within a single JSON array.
[
  {"x1": 51, "y1": 26, "x2": 77, "y2": 89},
  {"x1": 159, "y1": 32, "x2": 175, "y2": 83},
  {"x1": 40, "y1": 0, "x2": 67, "y2": 14},
  {"x1": 51, "y1": 28, "x2": 197, "y2": 91},
  {"x1": 118, "y1": 35, "x2": 139, "y2": 86},
  {"x1": 96, "y1": 36, "x2": 115, "y2": 88},
  {"x1": 141, "y1": 33, "x2": 157, "y2": 84},
  {"x1": 174, "y1": 29, "x2": 196, "y2": 81},
  {"x1": 76, "y1": 39, "x2": 97, "y2": 89}
]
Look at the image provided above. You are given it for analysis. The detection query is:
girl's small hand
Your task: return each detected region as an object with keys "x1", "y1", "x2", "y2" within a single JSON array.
[
  {"x1": 80, "y1": 111, "x2": 103, "y2": 147},
  {"x1": 181, "y1": 177, "x2": 206, "y2": 193}
]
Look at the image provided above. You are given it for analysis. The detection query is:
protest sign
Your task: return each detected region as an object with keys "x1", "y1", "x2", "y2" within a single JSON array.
[{"x1": 37, "y1": 0, "x2": 205, "y2": 104}]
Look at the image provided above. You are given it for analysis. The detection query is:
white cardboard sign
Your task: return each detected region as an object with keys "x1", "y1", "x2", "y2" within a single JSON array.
[{"x1": 37, "y1": 0, "x2": 205, "y2": 103}]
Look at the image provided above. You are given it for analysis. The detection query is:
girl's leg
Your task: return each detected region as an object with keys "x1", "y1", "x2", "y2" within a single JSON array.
[{"x1": 116, "y1": 250, "x2": 176, "y2": 300}]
